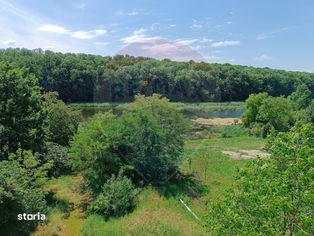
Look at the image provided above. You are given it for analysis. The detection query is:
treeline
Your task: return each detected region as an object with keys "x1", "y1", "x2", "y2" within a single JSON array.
[{"x1": 1, "y1": 48, "x2": 314, "y2": 102}]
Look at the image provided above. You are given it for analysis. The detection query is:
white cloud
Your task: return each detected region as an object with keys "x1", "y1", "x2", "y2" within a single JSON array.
[
  {"x1": 191, "y1": 23, "x2": 203, "y2": 29},
  {"x1": 118, "y1": 9, "x2": 149, "y2": 16},
  {"x1": 2, "y1": 39, "x2": 17, "y2": 46},
  {"x1": 37, "y1": 24, "x2": 69, "y2": 34},
  {"x1": 255, "y1": 54, "x2": 271, "y2": 61},
  {"x1": 176, "y1": 39, "x2": 198, "y2": 46},
  {"x1": 71, "y1": 29, "x2": 107, "y2": 39},
  {"x1": 95, "y1": 41, "x2": 109, "y2": 46},
  {"x1": 256, "y1": 27, "x2": 288, "y2": 40},
  {"x1": 127, "y1": 10, "x2": 139, "y2": 16},
  {"x1": 169, "y1": 24, "x2": 176, "y2": 28},
  {"x1": 37, "y1": 24, "x2": 107, "y2": 39},
  {"x1": 121, "y1": 29, "x2": 160, "y2": 44},
  {"x1": 211, "y1": 40, "x2": 240, "y2": 47}
]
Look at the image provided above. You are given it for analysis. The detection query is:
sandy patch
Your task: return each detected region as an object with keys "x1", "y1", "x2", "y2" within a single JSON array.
[
  {"x1": 192, "y1": 117, "x2": 242, "y2": 127},
  {"x1": 222, "y1": 149, "x2": 270, "y2": 160}
]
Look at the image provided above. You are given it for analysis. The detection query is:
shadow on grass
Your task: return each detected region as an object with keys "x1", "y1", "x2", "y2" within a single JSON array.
[
  {"x1": 45, "y1": 191, "x2": 70, "y2": 214},
  {"x1": 156, "y1": 172, "x2": 208, "y2": 199}
]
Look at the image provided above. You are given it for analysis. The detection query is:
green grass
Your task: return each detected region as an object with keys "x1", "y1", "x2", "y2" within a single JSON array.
[
  {"x1": 176, "y1": 102, "x2": 245, "y2": 113},
  {"x1": 35, "y1": 127, "x2": 264, "y2": 235},
  {"x1": 81, "y1": 187, "x2": 207, "y2": 236},
  {"x1": 35, "y1": 175, "x2": 90, "y2": 236}
]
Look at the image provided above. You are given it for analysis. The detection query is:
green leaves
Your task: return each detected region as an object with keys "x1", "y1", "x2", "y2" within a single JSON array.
[
  {"x1": 92, "y1": 174, "x2": 139, "y2": 218},
  {"x1": 242, "y1": 93, "x2": 294, "y2": 136},
  {"x1": 70, "y1": 95, "x2": 188, "y2": 192},
  {"x1": 207, "y1": 123, "x2": 314, "y2": 235},
  {"x1": 44, "y1": 92, "x2": 82, "y2": 146},
  {"x1": 0, "y1": 62, "x2": 47, "y2": 159}
]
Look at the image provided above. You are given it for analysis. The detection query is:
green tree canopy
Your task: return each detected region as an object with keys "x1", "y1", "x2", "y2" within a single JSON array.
[
  {"x1": 242, "y1": 92, "x2": 269, "y2": 127},
  {"x1": 257, "y1": 96, "x2": 294, "y2": 133},
  {"x1": 70, "y1": 95, "x2": 188, "y2": 192},
  {"x1": 44, "y1": 92, "x2": 82, "y2": 146},
  {"x1": 0, "y1": 62, "x2": 47, "y2": 159},
  {"x1": 290, "y1": 83, "x2": 312, "y2": 110}
]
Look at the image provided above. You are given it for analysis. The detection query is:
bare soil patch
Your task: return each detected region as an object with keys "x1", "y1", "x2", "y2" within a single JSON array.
[
  {"x1": 192, "y1": 117, "x2": 242, "y2": 127},
  {"x1": 222, "y1": 149, "x2": 270, "y2": 160}
]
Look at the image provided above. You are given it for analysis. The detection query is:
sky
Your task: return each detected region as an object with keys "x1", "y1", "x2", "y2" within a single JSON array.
[{"x1": 1, "y1": 0, "x2": 314, "y2": 72}]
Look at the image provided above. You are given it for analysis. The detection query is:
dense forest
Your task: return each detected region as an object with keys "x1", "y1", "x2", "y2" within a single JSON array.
[{"x1": 1, "y1": 48, "x2": 314, "y2": 103}]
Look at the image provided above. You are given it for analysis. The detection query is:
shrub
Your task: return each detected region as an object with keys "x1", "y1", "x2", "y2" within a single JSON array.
[
  {"x1": 92, "y1": 174, "x2": 139, "y2": 218},
  {"x1": 44, "y1": 142, "x2": 70, "y2": 176}
]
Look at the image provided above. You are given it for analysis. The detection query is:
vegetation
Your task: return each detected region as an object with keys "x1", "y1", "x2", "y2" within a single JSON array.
[
  {"x1": 92, "y1": 174, "x2": 139, "y2": 218},
  {"x1": 1, "y1": 48, "x2": 314, "y2": 235},
  {"x1": 70, "y1": 95, "x2": 188, "y2": 192},
  {"x1": 1, "y1": 48, "x2": 314, "y2": 103},
  {"x1": 44, "y1": 92, "x2": 82, "y2": 146},
  {"x1": 206, "y1": 123, "x2": 314, "y2": 235},
  {"x1": 242, "y1": 93, "x2": 295, "y2": 136},
  {"x1": 0, "y1": 150, "x2": 50, "y2": 235},
  {"x1": 0, "y1": 62, "x2": 47, "y2": 160}
]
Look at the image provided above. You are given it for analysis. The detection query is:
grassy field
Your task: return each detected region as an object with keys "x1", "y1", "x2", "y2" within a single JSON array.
[{"x1": 35, "y1": 124, "x2": 264, "y2": 235}]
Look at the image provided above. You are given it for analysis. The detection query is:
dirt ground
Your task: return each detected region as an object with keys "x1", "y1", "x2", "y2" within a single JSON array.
[
  {"x1": 222, "y1": 149, "x2": 270, "y2": 160},
  {"x1": 192, "y1": 117, "x2": 242, "y2": 127}
]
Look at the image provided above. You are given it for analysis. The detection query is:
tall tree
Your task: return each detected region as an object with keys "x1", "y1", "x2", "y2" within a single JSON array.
[
  {"x1": 289, "y1": 83, "x2": 312, "y2": 110},
  {"x1": 0, "y1": 62, "x2": 47, "y2": 159}
]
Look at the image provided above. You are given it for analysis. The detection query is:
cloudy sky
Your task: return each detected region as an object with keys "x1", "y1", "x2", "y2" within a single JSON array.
[{"x1": 1, "y1": 0, "x2": 314, "y2": 71}]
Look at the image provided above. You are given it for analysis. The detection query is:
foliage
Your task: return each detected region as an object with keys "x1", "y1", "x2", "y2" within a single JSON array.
[
  {"x1": 44, "y1": 92, "x2": 82, "y2": 146},
  {"x1": 257, "y1": 96, "x2": 294, "y2": 134},
  {"x1": 300, "y1": 101, "x2": 314, "y2": 125},
  {"x1": 206, "y1": 123, "x2": 314, "y2": 235},
  {"x1": 289, "y1": 83, "x2": 312, "y2": 110},
  {"x1": 70, "y1": 95, "x2": 188, "y2": 190},
  {"x1": 8, "y1": 149, "x2": 52, "y2": 187},
  {"x1": 242, "y1": 93, "x2": 294, "y2": 136},
  {"x1": 0, "y1": 62, "x2": 47, "y2": 159},
  {"x1": 92, "y1": 174, "x2": 139, "y2": 218},
  {"x1": 1, "y1": 48, "x2": 314, "y2": 103},
  {"x1": 70, "y1": 112, "x2": 123, "y2": 192},
  {"x1": 43, "y1": 142, "x2": 70, "y2": 176},
  {"x1": 242, "y1": 93, "x2": 269, "y2": 127},
  {"x1": 0, "y1": 150, "x2": 50, "y2": 235}
]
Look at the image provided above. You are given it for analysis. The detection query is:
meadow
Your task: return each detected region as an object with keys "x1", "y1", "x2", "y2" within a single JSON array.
[{"x1": 34, "y1": 104, "x2": 265, "y2": 236}]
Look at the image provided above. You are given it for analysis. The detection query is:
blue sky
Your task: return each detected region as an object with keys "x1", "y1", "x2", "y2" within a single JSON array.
[{"x1": 0, "y1": 0, "x2": 314, "y2": 72}]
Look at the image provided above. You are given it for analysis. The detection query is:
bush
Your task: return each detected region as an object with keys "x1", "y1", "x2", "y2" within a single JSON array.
[
  {"x1": 44, "y1": 142, "x2": 70, "y2": 176},
  {"x1": 92, "y1": 174, "x2": 139, "y2": 218},
  {"x1": 221, "y1": 125, "x2": 247, "y2": 138}
]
